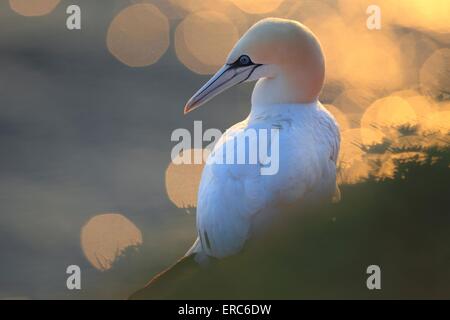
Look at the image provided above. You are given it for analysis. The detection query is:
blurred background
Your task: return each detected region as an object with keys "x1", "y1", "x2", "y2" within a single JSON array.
[{"x1": 0, "y1": 0, "x2": 448, "y2": 299}]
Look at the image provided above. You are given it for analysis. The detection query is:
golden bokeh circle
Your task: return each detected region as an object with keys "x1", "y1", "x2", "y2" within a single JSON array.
[
  {"x1": 230, "y1": 0, "x2": 284, "y2": 14},
  {"x1": 420, "y1": 49, "x2": 450, "y2": 99},
  {"x1": 81, "y1": 213, "x2": 143, "y2": 271},
  {"x1": 169, "y1": 0, "x2": 228, "y2": 14},
  {"x1": 389, "y1": 90, "x2": 437, "y2": 128},
  {"x1": 403, "y1": 95, "x2": 436, "y2": 124},
  {"x1": 360, "y1": 128, "x2": 386, "y2": 147},
  {"x1": 361, "y1": 96, "x2": 418, "y2": 133},
  {"x1": 169, "y1": 0, "x2": 249, "y2": 34},
  {"x1": 107, "y1": 4, "x2": 170, "y2": 67},
  {"x1": 423, "y1": 111, "x2": 450, "y2": 134},
  {"x1": 175, "y1": 11, "x2": 239, "y2": 74},
  {"x1": 165, "y1": 149, "x2": 205, "y2": 209},
  {"x1": 9, "y1": 0, "x2": 60, "y2": 16}
]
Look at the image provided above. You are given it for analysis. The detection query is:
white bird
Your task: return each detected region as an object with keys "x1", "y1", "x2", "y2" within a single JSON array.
[{"x1": 184, "y1": 18, "x2": 340, "y2": 263}]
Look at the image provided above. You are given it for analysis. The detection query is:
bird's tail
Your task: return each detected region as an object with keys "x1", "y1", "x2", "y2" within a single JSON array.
[
  {"x1": 129, "y1": 254, "x2": 200, "y2": 300},
  {"x1": 129, "y1": 238, "x2": 211, "y2": 300}
]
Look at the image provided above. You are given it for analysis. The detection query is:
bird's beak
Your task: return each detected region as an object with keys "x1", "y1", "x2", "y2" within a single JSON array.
[{"x1": 184, "y1": 64, "x2": 261, "y2": 114}]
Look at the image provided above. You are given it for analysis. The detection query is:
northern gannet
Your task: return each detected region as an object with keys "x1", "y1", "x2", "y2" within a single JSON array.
[{"x1": 184, "y1": 18, "x2": 340, "y2": 262}]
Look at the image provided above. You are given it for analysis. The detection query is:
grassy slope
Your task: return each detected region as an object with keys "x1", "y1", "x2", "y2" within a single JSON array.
[{"x1": 130, "y1": 146, "x2": 450, "y2": 299}]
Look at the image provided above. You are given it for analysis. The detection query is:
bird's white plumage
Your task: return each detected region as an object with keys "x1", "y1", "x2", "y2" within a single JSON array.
[
  {"x1": 189, "y1": 101, "x2": 340, "y2": 259},
  {"x1": 183, "y1": 18, "x2": 340, "y2": 262}
]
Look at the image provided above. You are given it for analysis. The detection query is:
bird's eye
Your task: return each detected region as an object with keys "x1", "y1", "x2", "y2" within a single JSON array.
[{"x1": 238, "y1": 55, "x2": 251, "y2": 66}]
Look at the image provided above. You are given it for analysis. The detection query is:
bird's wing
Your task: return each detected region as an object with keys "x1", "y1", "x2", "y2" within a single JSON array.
[
  {"x1": 194, "y1": 117, "x2": 318, "y2": 258},
  {"x1": 194, "y1": 121, "x2": 279, "y2": 258}
]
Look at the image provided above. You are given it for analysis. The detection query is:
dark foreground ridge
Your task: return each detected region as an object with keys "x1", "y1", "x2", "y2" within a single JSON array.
[{"x1": 130, "y1": 146, "x2": 450, "y2": 299}]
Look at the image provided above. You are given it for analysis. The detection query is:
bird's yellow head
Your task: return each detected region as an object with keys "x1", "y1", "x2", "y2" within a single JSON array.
[{"x1": 184, "y1": 18, "x2": 325, "y2": 114}]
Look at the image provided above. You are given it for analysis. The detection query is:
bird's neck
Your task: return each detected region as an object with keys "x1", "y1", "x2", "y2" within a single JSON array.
[{"x1": 251, "y1": 64, "x2": 323, "y2": 107}]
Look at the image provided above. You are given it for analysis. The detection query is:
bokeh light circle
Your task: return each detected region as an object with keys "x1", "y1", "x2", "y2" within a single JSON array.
[
  {"x1": 420, "y1": 49, "x2": 450, "y2": 99},
  {"x1": 423, "y1": 111, "x2": 450, "y2": 134},
  {"x1": 107, "y1": 4, "x2": 170, "y2": 67},
  {"x1": 81, "y1": 213, "x2": 143, "y2": 271},
  {"x1": 175, "y1": 11, "x2": 239, "y2": 74},
  {"x1": 230, "y1": 0, "x2": 284, "y2": 14},
  {"x1": 9, "y1": 0, "x2": 60, "y2": 16},
  {"x1": 165, "y1": 149, "x2": 205, "y2": 209},
  {"x1": 361, "y1": 96, "x2": 418, "y2": 133}
]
